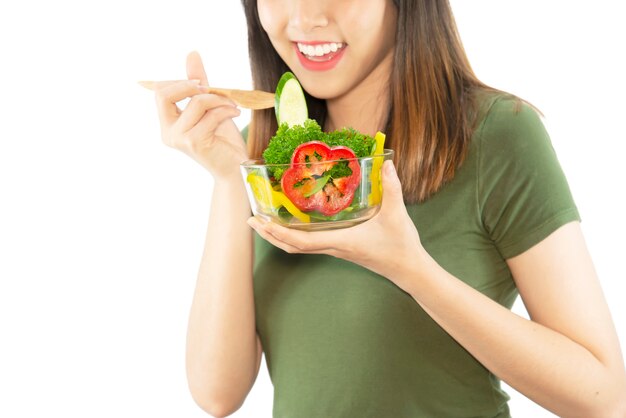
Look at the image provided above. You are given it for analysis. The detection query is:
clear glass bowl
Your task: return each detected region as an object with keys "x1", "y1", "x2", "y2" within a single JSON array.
[{"x1": 240, "y1": 149, "x2": 394, "y2": 230}]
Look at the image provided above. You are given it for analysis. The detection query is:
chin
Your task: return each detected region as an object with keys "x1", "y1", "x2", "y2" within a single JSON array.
[{"x1": 295, "y1": 75, "x2": 347, "y2": 101}]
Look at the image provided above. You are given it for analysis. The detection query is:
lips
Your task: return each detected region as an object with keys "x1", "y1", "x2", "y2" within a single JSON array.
[
  {"x1": 297, "y1": 42, "x2": 344, "y2": 59},
  {"x1": 294, "y1": 41, "x2": 346, "y2": 71}
]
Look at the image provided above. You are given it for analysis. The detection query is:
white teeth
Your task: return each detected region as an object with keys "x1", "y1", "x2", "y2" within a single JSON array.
[{"x1": 297, "y1": 42, "x2": 344, "y2": 57}]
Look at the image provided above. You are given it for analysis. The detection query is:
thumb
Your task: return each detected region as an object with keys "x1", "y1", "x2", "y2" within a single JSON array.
[
  {"x1": 379, "y1": 160, "x2": 404, "y2": 212},
  {"x1": 186, "y1": 51, "x2": 209, "y2": 85}
]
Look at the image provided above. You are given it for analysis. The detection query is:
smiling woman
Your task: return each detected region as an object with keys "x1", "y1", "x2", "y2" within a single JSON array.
[
  {"x1": 139, "y1": 0, "x2": 626, "y2": 417},
  {"x1": 2, "y1": 1, "x2": 623, "y2": 418}
]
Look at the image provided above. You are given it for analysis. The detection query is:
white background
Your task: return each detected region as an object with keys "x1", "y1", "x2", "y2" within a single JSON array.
[{"x1": 0, "y1": 1, "x2": 624, "y2": 417}]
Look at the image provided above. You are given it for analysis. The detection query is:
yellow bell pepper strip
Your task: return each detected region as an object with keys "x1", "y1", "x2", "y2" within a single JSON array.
[
  {"x1": 368, "y1": 131, "x2": 386, "y2": 205},
  {"x1": 246, "y1": 173, "x2": 311, "y2": 223},
  {"x1": 247, "y1": 172, "x2": 281, "y2": 209},
  {"x1": 275, "y1": 192, "x2": 311, "y2": 223}
]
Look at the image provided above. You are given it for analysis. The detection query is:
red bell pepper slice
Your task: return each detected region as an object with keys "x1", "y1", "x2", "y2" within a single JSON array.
[{"x1": 281, "y1": 141, "x2": 361, "y2": 216}]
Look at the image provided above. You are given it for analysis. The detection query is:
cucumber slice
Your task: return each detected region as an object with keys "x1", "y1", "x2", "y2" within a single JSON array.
[{"x1": 275, "y1": 72, "x2": 308, "y2": 127}]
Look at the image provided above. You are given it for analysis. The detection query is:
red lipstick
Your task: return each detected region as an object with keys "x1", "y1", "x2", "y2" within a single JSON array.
[{"x1": 294, "y1": 42, "x2": 346, "y2": 72}]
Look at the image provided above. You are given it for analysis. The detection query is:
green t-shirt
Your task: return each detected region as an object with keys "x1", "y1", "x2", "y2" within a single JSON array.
[{"x1": 252, "y1": 94, "x2": 580, "y2": 417}]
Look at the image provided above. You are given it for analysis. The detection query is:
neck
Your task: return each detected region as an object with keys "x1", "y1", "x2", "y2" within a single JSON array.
[{"x1": 324, "y1": 52, "x2": 393, "y2": 136}]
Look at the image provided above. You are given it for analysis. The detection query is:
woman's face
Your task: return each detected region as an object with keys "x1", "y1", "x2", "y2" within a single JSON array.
[{"x1": 257, "y1": 0, "x2": 397, "y2": 100}]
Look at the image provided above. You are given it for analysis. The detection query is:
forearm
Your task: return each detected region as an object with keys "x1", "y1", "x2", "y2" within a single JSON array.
[
  {"x1": 397, "y1": 249, "x2": 626, "y2": 417},
  {"x1": 186, "y1": 176, "x2": 256, "y2": 408}
]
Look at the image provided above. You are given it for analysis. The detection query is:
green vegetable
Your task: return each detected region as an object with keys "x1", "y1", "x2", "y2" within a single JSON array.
[
  {"x1": 262, "y1": 119, "x2": 375, "y2": 180},
  {"x1": 275, "y1": 72, "x2": 308, "y2": 127},
  {"x1": 325, "y1": 160, "x2": 352, "y2": 179},
  {"x1": 324, "y1": 127, "x2": 376, "y2": 158},
  {"x1": 303, "y1": 175, "x2": 330, "y2": 197}
]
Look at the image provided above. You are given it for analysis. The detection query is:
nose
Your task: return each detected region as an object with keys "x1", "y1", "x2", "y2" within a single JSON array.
[{"x1": 288, "y1": 0, "x2": 329, "y2": 33}]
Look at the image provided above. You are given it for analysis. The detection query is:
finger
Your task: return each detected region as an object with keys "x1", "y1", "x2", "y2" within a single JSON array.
[
  {"x1": 248, "y1": 218, "x2": 303, "y2": 254},
  {"x1": 379, "y1": 160, "x2": 405, "y2": 213},
  {"x1": 185, "y1": 104, "x2": 241, "y2": 139},
  {"x1": 155, "y1": 80, "x2": 203, "y2": 126},
  {"x1": 260, "y1": 219, "x2": 344, "y2": 255},
  {"x1": 175, "y1": 93, "x2": 238, "y2": 132},
  {"x1": 186, "y1": 51, "x2": 209, "y2": 86}
]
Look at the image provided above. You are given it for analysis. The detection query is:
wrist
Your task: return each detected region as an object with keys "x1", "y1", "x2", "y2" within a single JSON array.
[
  {"x1": 393, "y1": 246, "x2": 438, "y2": 299},
  {"x1": 211, "y1": 174, "x2": 252, "y2": 217},
  {"x1": 214, "y1": 172, "x2": 244, "y2": 188}
]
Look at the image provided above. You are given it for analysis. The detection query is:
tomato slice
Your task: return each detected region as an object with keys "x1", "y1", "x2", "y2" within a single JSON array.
[{"x1": 281, "y1": 141, "x2": 361, "y2": 216}]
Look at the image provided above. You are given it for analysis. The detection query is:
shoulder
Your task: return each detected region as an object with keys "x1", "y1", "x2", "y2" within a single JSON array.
[
  {"x1": 474, "y1": 92, "x2": 549, "y2": 154},
  {"x1": 474, "y1": 91, "x2": 562, "y2": 182},
  {"x1": 473, "y1": 92, "x2": 579, "y2": 257}
]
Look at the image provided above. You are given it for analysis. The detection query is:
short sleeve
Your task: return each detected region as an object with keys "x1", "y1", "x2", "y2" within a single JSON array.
[{"x1": 477, "y1": 97, "x2": 580, "y2": 259}]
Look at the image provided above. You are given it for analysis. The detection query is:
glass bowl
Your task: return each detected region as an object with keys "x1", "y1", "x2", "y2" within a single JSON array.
[{"x1": 240, "y1": 149, "x2": 394, "y2": 230}]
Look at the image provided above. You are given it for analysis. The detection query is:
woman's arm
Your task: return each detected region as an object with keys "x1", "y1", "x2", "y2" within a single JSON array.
[
  {"x1": 152, "y1": 52, "x2": 263, "y2": 417},
  {"x1": 402, "y1": 221, "x2": 626, "y2": 417},
  {"x1": 186, "y1": 176, "x2": 261, "y2": 417}
]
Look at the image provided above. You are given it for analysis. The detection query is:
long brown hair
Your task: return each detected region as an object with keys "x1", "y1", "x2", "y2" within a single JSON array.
[{"x1": 241, "y1": 0, "x2": 496, "y2": 203}]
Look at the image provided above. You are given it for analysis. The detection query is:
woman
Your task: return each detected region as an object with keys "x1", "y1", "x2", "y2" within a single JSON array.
[{"x1": 151, "y1": 0, "x2": 626, "y2": 416}]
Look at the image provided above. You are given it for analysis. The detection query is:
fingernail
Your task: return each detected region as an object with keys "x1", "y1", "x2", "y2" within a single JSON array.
[
  {"x1": 384, "y1": 160, "x2": 396, "y2": 175},
  {"x1": 189, "y1": 79, "x2": 201, "y2": 85}
]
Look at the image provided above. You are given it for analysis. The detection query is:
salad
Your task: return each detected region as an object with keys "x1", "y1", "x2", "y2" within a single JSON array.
[{"x1": 244, "y1": 72, "x2": 388, "y2": 225}]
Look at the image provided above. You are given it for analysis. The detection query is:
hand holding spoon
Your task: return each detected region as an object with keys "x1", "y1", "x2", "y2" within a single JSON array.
[{"x1": 138, "y1": 80, "x2": 275, "y2": 110}]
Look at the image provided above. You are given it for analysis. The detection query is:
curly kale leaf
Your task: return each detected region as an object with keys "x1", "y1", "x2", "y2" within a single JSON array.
[{"x1": 323, "y1": 128, "x2": 375, "y2": 159}]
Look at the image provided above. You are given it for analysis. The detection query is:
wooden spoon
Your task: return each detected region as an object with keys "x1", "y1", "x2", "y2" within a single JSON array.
[{"x1": 138, "y1": 80, "x2": 275, "y2": 110}]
